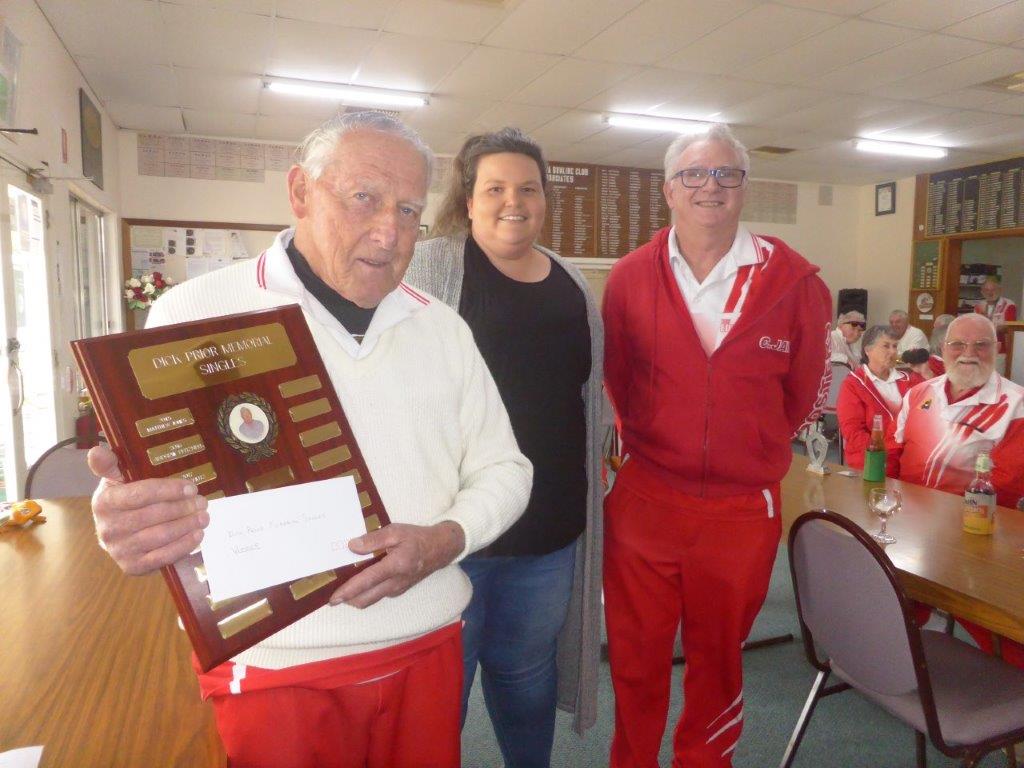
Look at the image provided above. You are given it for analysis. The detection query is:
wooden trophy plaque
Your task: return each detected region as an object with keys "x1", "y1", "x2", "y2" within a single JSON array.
[{"x1": 72, "y1": 305, "x2": 390, "y2": 671}]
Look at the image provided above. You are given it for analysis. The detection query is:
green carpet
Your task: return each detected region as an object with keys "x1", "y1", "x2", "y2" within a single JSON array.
[{"x1": 461, "y1": 545, "x2": 1011, "y2": 767}]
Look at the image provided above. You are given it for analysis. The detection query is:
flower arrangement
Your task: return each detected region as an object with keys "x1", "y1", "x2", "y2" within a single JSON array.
[{"x1": 124, "y1": 272, "x2": 174, "y2": 310}]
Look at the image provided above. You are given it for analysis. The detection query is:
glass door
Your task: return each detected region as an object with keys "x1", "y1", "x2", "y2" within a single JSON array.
[
  {"x1": 71, "y1": 196, "x2": 110, "y2": 338},
  {"x1": 0, "y1": 172, "x2": 57, "y2": 501}
]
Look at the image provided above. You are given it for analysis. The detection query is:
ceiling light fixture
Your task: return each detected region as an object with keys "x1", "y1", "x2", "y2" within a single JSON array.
[
  {"x1": 853, "y1": 138, "x2": 947, "y2": 159},
  {"x1": 604, "y1": 113, "x2": 713, "y2": 134},
  {"x1": 264, "y1": 78, "x2": 429, "y2": 109}
]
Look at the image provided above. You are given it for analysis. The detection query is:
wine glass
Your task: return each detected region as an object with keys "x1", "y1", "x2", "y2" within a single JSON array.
[{"x1": 868, "y1": 487, "x2": 901, "y2": 545}]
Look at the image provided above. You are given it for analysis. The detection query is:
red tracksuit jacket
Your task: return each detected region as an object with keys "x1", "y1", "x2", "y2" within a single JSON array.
[
  {"x1": 603, "y1": 227, "x2": 832, "y2": 498},
  {"x1": 836, "y1": 366, "x2": 922, "y2": 471}
]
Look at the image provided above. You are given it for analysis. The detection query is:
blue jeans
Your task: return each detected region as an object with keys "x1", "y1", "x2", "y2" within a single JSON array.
[{"x1": 460, "y1": 539, "x2": 578, "y2": 768}]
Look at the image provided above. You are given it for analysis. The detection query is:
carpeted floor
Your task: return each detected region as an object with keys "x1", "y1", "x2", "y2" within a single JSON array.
[{"x1": 461, "y1": 545, "x2": 1012, "y2": 767}]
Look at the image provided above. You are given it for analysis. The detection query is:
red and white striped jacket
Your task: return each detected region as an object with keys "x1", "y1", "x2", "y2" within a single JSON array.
[{"x1": 894, "y1": 372, "x2": 1024, "y2": 507}]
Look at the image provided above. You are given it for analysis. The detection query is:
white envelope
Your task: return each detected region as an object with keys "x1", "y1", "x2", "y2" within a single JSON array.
[{"x1": 200, "y1": 476, "x2": 373, "y2": 602}]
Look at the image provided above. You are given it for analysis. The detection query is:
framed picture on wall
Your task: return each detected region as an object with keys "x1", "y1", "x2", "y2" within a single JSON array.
[
  {"x1": 79, "y1": 88, "x2": 103, "y2": 190},
  {"x1": 875, "y1": 181, "x2": 895, "y2": 216}
]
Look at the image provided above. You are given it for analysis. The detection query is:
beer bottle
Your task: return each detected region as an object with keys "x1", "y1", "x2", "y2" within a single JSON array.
[
  {"x1": 963, "y1": 451, "x2": 996, "y2": 535},
  {"x1": 863, "y1": 414, "x2": 886, "y2": 482}
]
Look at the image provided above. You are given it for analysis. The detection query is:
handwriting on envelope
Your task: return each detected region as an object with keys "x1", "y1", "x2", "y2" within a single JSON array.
[{"x1": 201, "y1": 476, "x2": 372, "y2": 602}]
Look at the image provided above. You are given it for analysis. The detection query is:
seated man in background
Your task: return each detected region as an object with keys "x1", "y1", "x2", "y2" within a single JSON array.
[
  {"x1": 893, "y1": 313, "x2": 1024, "y2": 666},
  {"x1": 87, "y1": 112, "x2": 533, "y2": 768},
  {"x1": 829, "y1": 310, "x2": 865, "y2": 369},
  {"x1": 889, "y1": 309, "x2": 928, "y2": 356},
  {"x1": 974, "y1": 276, "x2": 1017, "y2": 351},
  {"x1": 925, "y1": 313, "x2": 955, "y2": 377}
]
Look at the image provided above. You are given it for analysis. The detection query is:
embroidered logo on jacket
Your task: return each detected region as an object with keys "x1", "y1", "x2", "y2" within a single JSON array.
[
  {"x1": 759, "y1": 336, "x2": 791, "y2": 353},
  {"x1": 920, "y1": 399, "x2": 932, "y2": 410}
]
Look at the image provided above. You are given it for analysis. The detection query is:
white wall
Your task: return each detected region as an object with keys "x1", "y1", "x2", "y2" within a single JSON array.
[
  {"x1": 2, "y1": 0, "x2": 122, "y2": 437},
  {"x1": 855, "y1": 176, "x2": 916, "y2": 326}
]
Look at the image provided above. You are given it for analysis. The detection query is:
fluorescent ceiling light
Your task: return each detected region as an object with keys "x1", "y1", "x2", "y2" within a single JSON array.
[
  {"x1": 605, "y1": 113, "x2": 712, "y2": 134},
  {"x1": 264, "y1": 78, "x2": 428, "y2": 109},
  {"x1": 854, "y1": 138, "x2": 947, "y2": 159}
]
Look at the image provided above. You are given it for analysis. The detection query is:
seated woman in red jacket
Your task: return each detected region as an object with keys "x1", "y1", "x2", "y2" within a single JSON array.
[{"x1": 837, "y1": 325, "x2": 924, "y2": 470}]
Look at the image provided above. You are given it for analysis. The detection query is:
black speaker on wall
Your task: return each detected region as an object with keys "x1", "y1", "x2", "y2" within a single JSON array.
[{"x1": 837, "y1": 288, "x2": 867, "y2": 319}]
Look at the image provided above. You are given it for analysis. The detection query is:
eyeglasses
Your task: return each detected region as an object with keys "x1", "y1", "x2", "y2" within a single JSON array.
[
  {"x1": 670, "y1": 167, "x2": 747, "y2": 189},
  {"x1": 944, "y1": 340, "x2": 995, "y2": 354}
]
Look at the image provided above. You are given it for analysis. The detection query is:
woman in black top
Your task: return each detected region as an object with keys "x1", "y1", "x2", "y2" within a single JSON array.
[{"x1": 405, "y1": 129, "x2": 604, "y2": 766}]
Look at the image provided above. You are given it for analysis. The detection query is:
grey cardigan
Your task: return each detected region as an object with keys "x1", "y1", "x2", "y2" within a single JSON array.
[{"x1": 405, "y1": 234, "x2": 604, "y2": 734}]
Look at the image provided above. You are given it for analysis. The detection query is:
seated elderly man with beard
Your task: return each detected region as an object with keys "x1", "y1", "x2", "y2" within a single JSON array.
[{"x1": 892, "y1": 313, "x2": 1024, "y2": 666}]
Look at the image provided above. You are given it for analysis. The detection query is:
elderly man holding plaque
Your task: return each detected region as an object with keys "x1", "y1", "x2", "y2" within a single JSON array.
[
  {"x1": 602, "y1": 124, "x2": 831, "y2": 768},
  {"x1": 88, "y1": 112, "x2": 532, "y2": 768}
]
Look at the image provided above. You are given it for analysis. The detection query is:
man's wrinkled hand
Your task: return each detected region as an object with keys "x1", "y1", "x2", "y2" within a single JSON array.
[
  {"x1": 329, "y1": 521, "x2": 465, "y2": 609},
  {"x1": 88, "y1": 444, "x2": 209, "y2": 576}
]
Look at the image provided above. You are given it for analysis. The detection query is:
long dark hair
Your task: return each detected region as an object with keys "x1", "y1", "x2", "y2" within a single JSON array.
[{"x1": 432, "y1": 127, "x2": 547, "y2": 237}]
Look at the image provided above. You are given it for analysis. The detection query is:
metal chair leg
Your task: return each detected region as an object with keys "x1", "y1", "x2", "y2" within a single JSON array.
[
  {"x1": 944, "y1": 612, "x2": 955, "y2": 635},
  {"x1": 779, "y1": 669, "x2": 830, "y2": 768},
  {"x1": 916, "y1": 731, "x2": 927, "y2": 768}
]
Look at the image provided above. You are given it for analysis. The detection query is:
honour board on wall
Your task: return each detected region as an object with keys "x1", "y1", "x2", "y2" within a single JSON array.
[{"x1": 926, "y1": 157, "x2": 1024, "y2": 236}]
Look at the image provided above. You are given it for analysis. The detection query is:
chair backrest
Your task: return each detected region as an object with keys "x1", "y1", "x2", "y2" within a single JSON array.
[
  {"x1": 823, "y1": 362, "x2": 851, "y2": 412},
  {"x1": 25, "y1": 437, "x2": 104, "y2": 499},
  {"x1": 789, "y1": 511, "x2": 919, "y2": 696}
]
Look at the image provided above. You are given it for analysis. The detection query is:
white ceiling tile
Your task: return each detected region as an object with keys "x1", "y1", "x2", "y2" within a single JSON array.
[
  {"x1": 921, "y1": 88, "x2": 1019, "y2": 109},
  {"x1": 37, "y1": 0, "x2": 168, "y2": 64},
  {"x1": 401, "y1": 96, "x2": 495, "y2": 133},
  {"x1": 733, "y1": 19, "x2": 921, "y2": 86},
  {"x1": 892, "y1": 109, "x2": 1010, "y2": 139},
  {"x1": 529, "y1": 110, "x2": 609, "y2": 143},
  {"x1": 854, "y1": 103, "x2": 960, "y2": 138},
  {"x1": 981, "y1": 94, "x2": 1024, "y2": 115},
  {"x1": 274, "y1": 0, "x2": 399, "y2": 27},
  {"x1": 182, "y1": 109, "x2": 259, "y2": 137},
  {"x1": 175, "y1": 69, "x2": 261, "y2": 113},
  {"x1": 930, "y1": 115, "x2": 1024, "y2": 145},
  {"x1": 942, "y1": 2, "x2": 1024, "y2": 44},
  {"x1": 435, "y1": 46, "x2": 560, "y2": 100},
  {"x1": 469, "y1": 103, "x2": 568, "y2": 133},
  {"x1": 659, "y1": 4, "x2": 844, "y2": 75},
  {"x1": 77, "y1": 57, "x2": 179, "y2": 106},
  {"x1": 577, "y1": 68, "x2": 708, "y2": 113},
  {"x1": 863, "y1": 0, "x2": 1012, "y2": 31},
  {"x1": 106, "y1": 102, "x2": 185, "y2": 132},
  {"x1": 353, "y1": 34, "x2": 474, "y2": 92},
  {"x1": 573, "y1": 0, "x2": 756, "y2": 66},
  {"x1": 159, "y1": 4, "x2": 272, "y2": 73},
  {"x1": 759, "y1": 94, "x2": 908, "y2": 131},
  {"x1": 870, "y1": 46, "x2": 1024, "y2": 99},
  {"x1": 807, "y1": 34, "x2": 993, "y2": 92},
  {"x1": 510, "y1": 58, "x2": 639, "y2": 108},
  {"x1": 414, "y1": 129, "x2": 471, "y2": 155},
  {"x1": 384, "y1": 0, "x2": 514, "y2": 42},
  {"x1": 598, "y1": 145, "x2": 666, "y2": 169},
  {"x1": 483, "y1": 0, "x2": 643, "y2": 55},
  {"x1": 255, "y1": 113, "x2": 326, "y2": 141},
  {"x1": 653, "y1": 76, "x2": 785, "y2": 119},
  {"x1": 266, "y1": 19, "x2": 377, "y2": 83},
  {"x1": 546, "y1": 144, "x2": 610, "y2": 164},
  {"x1": 571, "y1": 128, "x2": 656, "y2": 154},
  {"x1": 721, "y1": 86, "x2": 831, "y2": 124},
  {"x1": 166, "y1": 0, "x2": 275, "y2": 14},
  {"x1": 773, "y1": 0, "x2": 888, "y2": 13}
]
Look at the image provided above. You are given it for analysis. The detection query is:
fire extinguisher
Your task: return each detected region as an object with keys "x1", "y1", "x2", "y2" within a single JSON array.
[{"x1": 75, "y1": 387, "x2": 99, "y2": 449}]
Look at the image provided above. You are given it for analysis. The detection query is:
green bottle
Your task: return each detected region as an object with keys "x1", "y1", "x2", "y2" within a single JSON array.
[{"x1": 863, "y1": 414, "x2": 886, "y2": 482}]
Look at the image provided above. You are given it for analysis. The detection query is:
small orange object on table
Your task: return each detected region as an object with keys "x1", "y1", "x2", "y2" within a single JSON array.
[{"x1": 0, "y1": 500, "x2": 46, "y2": 530}]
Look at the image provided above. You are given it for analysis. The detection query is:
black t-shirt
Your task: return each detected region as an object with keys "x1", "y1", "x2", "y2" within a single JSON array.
[
  {"x1": 459, "y1": 235, "x2": 591, "y2": 557},
  {"x1": 285, "y1": 240, "x2": 376, "y2": 339}
]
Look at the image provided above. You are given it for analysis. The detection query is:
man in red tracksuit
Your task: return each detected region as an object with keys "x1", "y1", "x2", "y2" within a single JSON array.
[{"x1": 602, "y1": 124, "x2": 832, "y2": 768}]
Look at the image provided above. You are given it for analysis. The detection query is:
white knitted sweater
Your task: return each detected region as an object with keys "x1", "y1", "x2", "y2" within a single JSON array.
[{"x1": 148, "y1": 229, "x2": 532, "y2": 668}]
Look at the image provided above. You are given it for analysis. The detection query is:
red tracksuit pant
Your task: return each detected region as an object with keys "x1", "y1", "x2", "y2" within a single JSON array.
[
  {"x1": 195, "y1": 622, "x2": 462, "y2": 768},
  {"x1": 604, "y1": 460, "x2": 781, "y2": 768}
]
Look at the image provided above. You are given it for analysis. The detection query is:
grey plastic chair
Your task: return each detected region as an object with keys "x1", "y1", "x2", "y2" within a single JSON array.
[
  {"x1": 781, "y1": 509, "x2": 1024, "y2": 768},
  {"x1": 24, "y1": 436, "x2": 104, "y2": 499}
]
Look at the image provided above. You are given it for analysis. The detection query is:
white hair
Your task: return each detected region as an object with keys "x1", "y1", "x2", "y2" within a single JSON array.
[
  {"x1": 889, "y1": 309, "x2": 908, "y2": 321},
  {"x1": 296, "y1": 111, "x2": 434, "y2": 186},
  {"x1": 946, "y1": 312, "x2": 997, "y2": 341},
  {"x1": 663, "y1": 123, "x2": 750, "y2": 178}
]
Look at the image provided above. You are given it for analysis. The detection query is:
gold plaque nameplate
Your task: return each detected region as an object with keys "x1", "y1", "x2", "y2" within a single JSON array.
[
  {"x1": 207, "y1": 593, "x2": 243, "y2": 612},
  {"x1": 245, "y1": 465, "x2": 296, "y2": 493},
  {"x1": 147, "y1": 434, "x2": 205, "y2": 466},
  {"x1": 195, "y1": 564, "x2": 208, "y2": 583},
  {"x1": 135, "y1": 408, "x2": 195, "y2": 438},
  {"x1": 171, "y1": 462, "x2": 217, "y2": 486},
  {"x1": 206, "y1": 490, "x2": 225, "y2": 500},
  {"x1": 309, "y1": 445, "x2": 351, "y2": 472},
  {"x1": 364, "y1": 513, "x2": 381, "y2": 532},
  {"x1": 289, "y1": 571, "x2": 338, "y2": 601},
  {"x1": 128, "y1": 322, "x2": 297, "y2": 400},
  {"x1": 341, "y1": 468, "x2": 362, "y2": 484},
  {"x1": 289, "y1": 398, "x2": 331, "y2": 423},
  {"x1": 359, "y1": 491, "x2": 372, "y2": 509},
  {"x1": 279, "y1": 375, "x2": 322, "y2": 399},
  {"x1": 217, "y1": 599, "x2": 273, "y2": 640},
  {"x1": 299, "y1": 422, "x2": 342, "y2": 448}
]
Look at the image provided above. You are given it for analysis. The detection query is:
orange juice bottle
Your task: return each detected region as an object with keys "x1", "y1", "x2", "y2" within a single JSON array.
[{"x1": 963, "y1": 451, "x2": 996, "y2": 535}]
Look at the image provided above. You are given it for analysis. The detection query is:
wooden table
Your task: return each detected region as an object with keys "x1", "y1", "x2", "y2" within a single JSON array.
[
  {"x1": 783, "y1": 456, "x2": 1024, "y2": 645},
  {"x1": 0, "y1": 498, "x2": 225, "y2": 767}
]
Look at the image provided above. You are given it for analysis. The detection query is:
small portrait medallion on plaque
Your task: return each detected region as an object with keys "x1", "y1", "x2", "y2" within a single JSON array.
[{"x1": 217, "y1": 393, "x2": 279, "y2": 462}]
